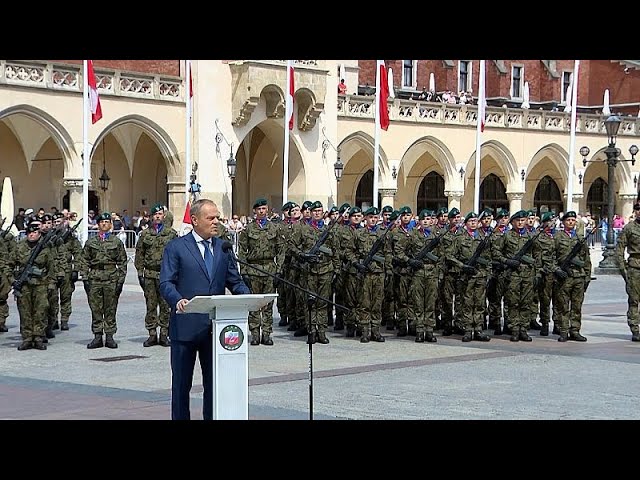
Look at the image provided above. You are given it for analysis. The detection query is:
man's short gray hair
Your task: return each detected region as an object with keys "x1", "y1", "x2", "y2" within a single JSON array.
[{"x1": 190, "y1": 198, "x2": 216, "y2": 218}]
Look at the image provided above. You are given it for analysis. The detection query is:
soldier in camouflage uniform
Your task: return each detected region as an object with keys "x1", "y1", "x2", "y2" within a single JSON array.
[
  {"x1": 290, "y1": 201, "x2": 340, "y2": 344},
  {"x1": 477, "y1": 208, "x2": 494, "y2": 329},
  {"x1": 289, "y1": 200, "x2": 313, "y2": 336},
  {"x1": 487, "y1": 209, "x2": 510, "y2": 335},
  {"x1": 4, "y1": 221, "x2": 63, "y2": 350},
  {"x1": 379, "y1": 205, "x2": 396, "y2": 328},
  {"x1": 0, "y1": 215, "x2": 18, "y2": 333},
  {"x1": 399, "y1": 209, "x2": 439, "y2": 343},
  {"x1": 36, "y1": 213, "x2": 62, "y2": 341},
  {"x1": 494, "y1": 210, "x2": 536, "y2": 342},
  {"x1": 433, "y1": 206, "x2": 449, "y2": 330},
  {"x1": 274, "y1": 201, "x2": 296, "y2": 327},
  {"x1": 349, "y1": 207, "x2": 390, "y2": 342},
  {"x1": 533, "y1": 211, "x2": 557, "y2": 336},
  {"x1": 237, "y1": 198, "x2": 279, "y2": 346},
  {"x1": 526, "y1": 210, "x2": 542, "y2": 331},
  {"x1": 336, "y1": 205, "x2": 362, "y2": 337},
  {"x1": 391, "y1": 206, "x2": 415, "y2": 336},
  {"x1": 440, "y1": 207, "x2": 463, "y2": 336},
  {"x1": 552, "y1": 211, "x2": 591, "y2": 342},
  {"x1": 616, "y1": 203, "x2": 640, "y2": 342},
  {"x1": 81, "y1": 212, "x2": 128, "y2": 349},
  {"x1": 135, "y1": 203, "x2": 178, "y2": 347},
  {"x1": 449, "y1": 212, "x2": 492, "y2": 342}
]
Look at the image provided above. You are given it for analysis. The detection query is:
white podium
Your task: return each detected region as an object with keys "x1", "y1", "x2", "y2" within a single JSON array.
[{"x1": 183, "y1": 293, "x2": 277, "y2": 420}]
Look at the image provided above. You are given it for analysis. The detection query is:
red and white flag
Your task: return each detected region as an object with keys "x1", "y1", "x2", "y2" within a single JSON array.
[
  {"x1": 182, "y1": 200, "x2": 192, "y2": 225},
  {"x1": 287, "y1": 61, "x2": 295, "y2": 130},
  {"x1": 377, "y1": 60, "x2": 390, "y2": 131},
  {"x1": 478, "y1": 60, "x2": 486, "y2": 132},
  {"x1": 87, "y1": 60, "x2": 102, "y2": 124}
]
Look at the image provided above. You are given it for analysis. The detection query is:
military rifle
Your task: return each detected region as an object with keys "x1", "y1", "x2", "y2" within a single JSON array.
[
  {"x1": 464, "y1": 225, "x2": 500, "y2": 272},
  {"x1": 1, "y1": 219, "x2": 15, "y2": 240},
  {"x1": 407, "y1": 224, "x2": 452, "y2": 268},
  {"x1": 558, "y1": 222, "x2": 600, "y2": 275},
  {"x1": 356, "y1": 225, "x2": 392, "y2": 276},
  {"x1": 505, "y1": 225, "x2": 544, "y2": 270},
  {"x1": 55, "y1": 218, "x2": 83, "y2": 245},
  {"x1": 303, "y1": 209, "x2": 347, "y2": 259},
  {"x1": 11, "y1": 228, "x2": 58, "y2": 297}
]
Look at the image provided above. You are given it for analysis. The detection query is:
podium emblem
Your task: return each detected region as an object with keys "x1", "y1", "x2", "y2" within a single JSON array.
[{"x1": 219, "y1": 325, "x2": 244, "y2": 351}]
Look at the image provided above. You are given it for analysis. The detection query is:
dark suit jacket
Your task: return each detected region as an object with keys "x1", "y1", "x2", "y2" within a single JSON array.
[{"x1": 160, "y1": 233, "x2": 250, "y2": 342}]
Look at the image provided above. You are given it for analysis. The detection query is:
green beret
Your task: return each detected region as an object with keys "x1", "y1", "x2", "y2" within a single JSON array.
[
  {"x1": 509, "y1": 210, "x2": 528, "y2": 222},
  {"x1": 363, "y1": 206, "x2": 380, "y2": 216},
  {"x1": 388, "y1": 210, "x2": 400, "y2": 222},
  {"x1": 418, "y1": 209, "x2": 433, "y2": 219},
  {"x1": 561, "y1": 211, "x2": 577, "y2": 221},
  {"x1": 151, "y1": 203, "x2": 164, "y2": 215},
  {"x1": 541, "y1": 211, "x2": 555, "y2": 223},
  {"x1": 338, "y1": 202, "x2": 351, "y2": 215},
  {"x1": 464, "y1": 211, "x2": 478, "y2": 223},
  {"x1": 496, "y1": 208, "x2": 510, "y2": 219},
  {"x1": 53, "y1": 212, "x2": 65, "y2": 220},
  {"x1": 329, "y1": 206, "x2": 338, "y2": 214},
  {"x1": 253, "y1": 198, "x2": 268, "y2": 209},
  {"x1": 42, "y1": 214, "x2": 53, "y2": 222},
  {"x1": 301, "y1": 201, "x2": 313, "y2": 211},
  {"x1": 398, "y1": 205, "x2": 412, "y2": 215},
  {"x1": 478, "y1": 208, "x2": 494, "y2": 220},
  {"x1": 436, "y1": 207, "x2": 449, "y2": 217},
  {"x1": 349, "y1": 206, "x2": 362, "y2": 216},
  {"x1": 527, "y1": 209, "x2": 536, "y2": 217},
  {"x1": 381, "y1": 205, "x2": 394, "y2": 213},
  {"x1": 281, "y1": 201, "x2": 292, "y2": 211},
  {"x1": 97, "y1": 212, "x2": 112, "y2": 222},
  {"x1": 310, "y1": 200, "x2": 323, "y2": 210},
  {"x1": 26, "y1": 222, "x2": 41, "y2": 233},
  {"x1": 447, "y1": 207, "x2": 460, "y2": 219}
]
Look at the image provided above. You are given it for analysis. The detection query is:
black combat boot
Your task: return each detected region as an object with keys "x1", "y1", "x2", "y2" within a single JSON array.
[
  {"x1": 632, "y1": 332, "x2": 640, "y2": 342},
  {"x1": 33, "y1": 337, "x2": 47, "y2": 350},
  {"x1": 60, "y1": 318, "x2": 69, "y2": 331},
  {"x1": 250, "y1": 331, "x2": 260, "y2": 346},
  {"x1": 557, "y1": 333, "x2": 569, "y2": 342},
  {"x1": 568, "y1": 332, "x2": 587, "y2": 342},
  {"x1": 143, "y1": 330, "x2": 158, "y2": 347},
  {"x1": 45, "y1": 327, "x2": 55, "y2": 339},
  {"x1": 0, "y1": 324, "x2": 8, "y2": 333},
  {"x1": 529, "y1": 320, "x2": 542, "y2": 331},
  {"x1": 510, "y1": 327, "x2": 520, "y2": 342},
  {"x1": 17, "y1": 339, "x2": 33, "y2": 350},
  {"x1": 425, "y1": 331, "x2": 437, "y2": 343},
  {"x1": 278, "y1": 316, "x2": 289, "y2": 327},
  {"x1": 415, "y1": 332, "x2": 425, "y2": 343},
  {"x1": 261, "y1": 332, "x2": 274, "y2": 345},
  {"x1": 158, "y1": 332, "x2": 171, "y2": 347},
  {"x1": 316, "y1": 332, "x2": 330, "y2": 344},
  {"x1": 334, "y1": 317, "x2": 344, "y2": 331},
  {"x1": 540, "y1": 323, "x2": 549, "y2": 336},
  {"x1": 371, "y1": 330, "x2": 385, "y2": 342},
  {"x1": 461, "y1": 331, "x2": 473, "y2": 342},
  {"x1": 519, "y1": 330, "x2": 532, "y2": 342},
  {"x1": 105, "y1": 334, "x2": 118, "y2": 349},
  {"x1": 474, "y1": 331, "x2": 491, "y2": 342},
  {"x1": 359, "y1": 334, "x2": 370, "y2": 343},
  {"x1": 87, "y1": 334, "x2": 104, "y2": 349}
]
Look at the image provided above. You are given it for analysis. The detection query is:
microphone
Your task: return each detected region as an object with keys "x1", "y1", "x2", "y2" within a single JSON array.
[{"x1": 221, "y1": 241, "x2": 349, "y2": 313}]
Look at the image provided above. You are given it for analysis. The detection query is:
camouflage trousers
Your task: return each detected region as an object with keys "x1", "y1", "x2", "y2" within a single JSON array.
[
  {"x1": 394, "y1": 273, "x2": 412, "y2": 332},
  {"x1": 343, "y1": 271, "x2": 360, "y2": 329},
  {"x1": 59, "y1": 274, "x2": 76, "y2": 320},
  {"x1": 276, "y1": 263, "x2": 291, "y2": 320},
  {"x1": 553, "y1": 275, "x2": 585, "y2": 335},
  {"x1": 142, "y1": 277, "x2": 170, "y2": 334},
  {"x1": 439, "y1": 273, "x2": 456, "y2": 329},
  {"x1": 487, "y1": 272, "x2": 509, "y2": 328},
  {"x1": 305, "y1": 271, "x2": 332, "y2": 334},
  {"x1": 247, "y1": 275, "x2": 275, "y2": 335},
  {"x1": 538, "y1": 273, "x2": 554, "y2": 325},
  {"x1": 408, "y1": 274, "x2": 437, "y2": 333},
  {"x1": 458, "y1": 274, "x2": 488, "y2": 332},
  {"x1": 381, "y1": 272, "x2": 395, "y2": 327},
  {"x1": 293, "y1": 269, "x2": 309, "y2": 330},
  {"x1": 46, "y1": 285, "x2": 59, "y2": 329},
  {"x1": 355, "y1": 272, "x2": 384, "y2": 336},
  {"x1": 17, "y1": 283, "x2": 48, "y2": 340},
  {"x1": 624, "y1": 267, "x2": 640, "y2": 334},
  {"x1": 0, "y1": 278, "x2": 9, "y2": 326},
  {"x1": 87, "y1": 282, "x2": 121, "y2": 335},
  {"x1": 504, "y1": 271, "x2": 535, "y2": 333}
]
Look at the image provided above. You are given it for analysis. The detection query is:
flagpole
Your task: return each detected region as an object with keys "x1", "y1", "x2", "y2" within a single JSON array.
[
  {"x1": 373, "y1": 60, "x2": 381, "y2": 210},
  {"x1": 566, "y1": 59, "x2": 580, "y2": 211},
  {"x1": 282, "y1": 60, "x2": 292, "y2": 206},
  {"x1": 82, "y1": 60, "x2": 90, "y2": 246},
  {"x1": 473, "y1": 60, "x2": 486, "y2": 213},
  {"x1": 185, "y1": 60, "x2": 192, "y2": 206}
]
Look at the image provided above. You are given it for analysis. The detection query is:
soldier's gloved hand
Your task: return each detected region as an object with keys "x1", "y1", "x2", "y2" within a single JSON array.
[
  {"x1": 115, "y1": 282, "x2": 124, "y2": 296},
  {"x1": 534, "y1": 274, "x2": 542, "y2": 289},
  {"x1": 462, "y1": 264, "x2": 477, "y2": 275},
  {"x1": 56, "y1": 276, "x2": 64, "y2": 288},
  {"x1": 553, "y1": 268, "x2": 568, "y2": 280},
  {"x1": 83, "y1": 280, "x2": 91, "y2": 295},
  {"x1": 407, "y1": 259, "x2": 424, "y2": 269},
  {"x1": 71, "y1": 271, "x2": 79, "y2": 283},
  {"x1": 138, "y1": 276, "x2": 145, "y2": 289},
  {"x1": 354, "y1": 262, "x2": 369, "y2": 274},
  {"x1": 505, "y1": 259, "x2": 521, "y2": 268},
  {"x1": 301, "y1": 253, "x2": 319, "y2": 264}
]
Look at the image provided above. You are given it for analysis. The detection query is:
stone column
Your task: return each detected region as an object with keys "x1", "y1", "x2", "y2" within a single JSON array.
[
  {"x1": 563, "y1": 193, "x2": 583, "y2": 214},
  {"x1": 379, "y1": 188, "x2": 397, "y2": 209},
  {"x1": 445, "y1": 190, "x2": 463, "y2": 210},
  {"x1": 167, "y1": 176, "x2": 188, "y2": 226},
  {"x1": 63, "y1": 178, "x2": 90, "y2": 217},
  {"x1": 619, "y1": 194, "x2": 637, "y2": 222},
  {"x1": 507, "y1": 192, "x2": 524, "y2": 214}
]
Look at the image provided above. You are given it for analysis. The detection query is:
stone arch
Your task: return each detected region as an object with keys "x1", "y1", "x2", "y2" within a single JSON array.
[
  {"x1": 402, "y1": 136, "x2": 457, "y2": 185},
  {"x1": 0, "y1": 104, "x2": 76, "y2": 174},
  {"x1": 466, "y1": 139, "x2": 519, "y2": 187},
  {"x1": 337, "y1": 131, "x2": 390, "y2": 200},
  {"x1": 528, "y1": 143, "x2": 569, "y2": 187},
  {"x1": 582, "y1": 145, "x2": 634, "y2": 193}
]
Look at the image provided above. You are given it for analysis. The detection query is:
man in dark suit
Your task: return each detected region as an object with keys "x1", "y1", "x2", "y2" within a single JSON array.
[{"x1": 160, "y1": 198, "x2": 250, "y2": 420}]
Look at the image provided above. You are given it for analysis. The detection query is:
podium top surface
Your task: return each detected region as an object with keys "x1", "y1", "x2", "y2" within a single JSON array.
[{"x1": 183, "y1": 293, "x2": 278, "y2": 314}]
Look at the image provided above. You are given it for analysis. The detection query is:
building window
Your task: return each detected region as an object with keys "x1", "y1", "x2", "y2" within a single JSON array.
[
  {"x1": 511, "y1": 65, "x2": 523, "y2": 99},
  {"x1": 561, "y1": 71, "x2": 573, "y2": 104},
  {"x1": 402, "y1": 60, "x2": 416, "y2": 89},
  {"x1": 459, "y1": 61, "x2": 471, "y2": 93},
  {"x1": 417, "y1": 171, "x2": 447, "y2": 213},
  {"x1": 355, "y1": 169, "x2": 382, "y2": 209},
  {"x1": 587, "y1": 177, "x2": 610, "y2": 224},
  {"x1": 479, "y1": 173, "x2": 508, "y2": 213},
  {"x1": 534, "y1": 175, "x2": 563, "y2": 217}
]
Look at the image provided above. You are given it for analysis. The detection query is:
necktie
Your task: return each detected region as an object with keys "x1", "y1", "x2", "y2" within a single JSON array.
[{"x1": 203, "y1": 239, "x2": 214, "y2": 279}]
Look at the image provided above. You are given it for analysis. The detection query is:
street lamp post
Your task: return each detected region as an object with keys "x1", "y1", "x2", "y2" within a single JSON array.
[
  {"x1": 226, "y1": 146, "x2": 237, "y2": 216},
  {"x1": 580, "y1": 115, "x2": 638, "y2": 274}
]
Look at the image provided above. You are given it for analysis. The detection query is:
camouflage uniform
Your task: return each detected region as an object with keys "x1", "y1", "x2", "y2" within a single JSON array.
[
  {"x1": 81, "y1": 229, "x2": 128, "y2": 346},
  {"x1": 135, "y1": 220, "x2": 178, "y2": 345},
  {"x1": 274, "y1": 202, "x2": 298, "y2": 328},
  {"x1": 0, "y1": 228, "x2": 17, "y2": 332},
  {"x1": 237, "y1": 200, "x2": 279, "y2": 345},
  {"x1": 55, "y1": 225, "x2": 83, "y2": 330},
  {"x1": 390, "y1": 207, "x2": 415, "y2": 336},
  {"x1": 487, "y1": 218, "x2": 510, "y2": 335},
  {"x1": 5, "y1": 230, "x2": 62, "y2": 350},
  {"x1": 534, "y1": 220, "x2": 557, "y2": 336},
  {"x1": 336, "y1": 208, "x2": 362, "y2": 337},
  {"x1": 440, "y1": 209, "x2": 462, "y2": 336},
  {"x1": 616, "y1": 217, "x2": 640, "y2": 341}
]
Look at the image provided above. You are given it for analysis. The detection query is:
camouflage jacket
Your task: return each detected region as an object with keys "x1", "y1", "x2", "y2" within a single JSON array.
[
  {"x1": 440, "y1": 224, "x2": 462, "y2": 274},
  {"x1": 494, "y1": 228, "x2": 538, "y2": 277},
  {"x1": 237, "y1": 219, "x2": 279, "y2": 276},
  {"x1": 337, "y1": 223, "x2": 361, "y2": 274},
  {"x1": 553, "y1": 229, "x2": 591, "y2": 278},
  {"x1": 534, "y1": 230, "x2": 557, "y2": 275},
  {"x1": 81, "y1": 233, "x2": 127, "y2": 283},
  {"x1": 351, "y1": 224, "x2": 392, "y2": 275},
  {"x1": 6, "y1": 237, "x2": 62, "y2": 287},
  {"x1": 616, "y1": 220, "x2": 640, "y2": 270},
  {"x1": 402, "y1": 227, "x2": 440, "y2": 278},
  {"x1": 391, "y1": 223, "x2": 415, "y2": 275},
  {"x1": 290, "y1": 219, "x2": 340, "y2": 276},
  {"x1": 276, "y1": 218, "x2": 300, "y2": 270},
  {"x1": 449, "y1": 227, "x2": 492, "y2": 277},
  {"x1": 135, "y1": 224, "x2": 178, "y2": 279},
  {"x1": 58, "y1": 234, "x2": 83, "y2": 274}
]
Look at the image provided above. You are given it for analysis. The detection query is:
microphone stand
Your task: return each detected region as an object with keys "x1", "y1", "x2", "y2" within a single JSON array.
[{"x1": 222, "y1": 242, "x2": 349, "y2": 421}]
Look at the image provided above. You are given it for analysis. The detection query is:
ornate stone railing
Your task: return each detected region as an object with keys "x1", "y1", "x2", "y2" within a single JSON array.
[
  {"x1": 338, "y1": 94, "x2": 640, "y2": 137},
  {"x1": 0, "y1": 60, "x2": 183, "y2": 102}
]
